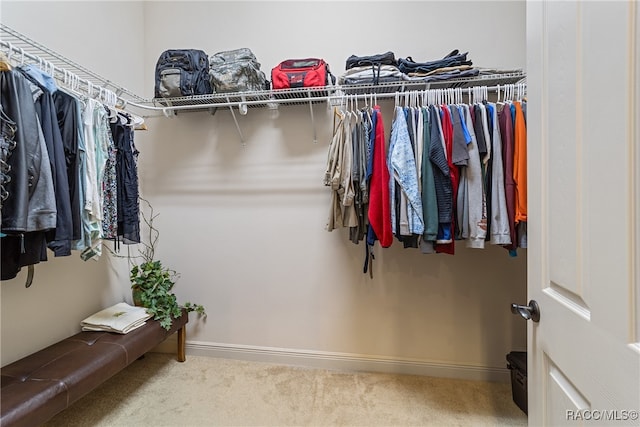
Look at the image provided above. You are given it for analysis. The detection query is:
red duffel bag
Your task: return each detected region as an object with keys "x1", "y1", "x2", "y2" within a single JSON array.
[{"x1": 271, "y1": 58, "x2": 335, "y2": 89}]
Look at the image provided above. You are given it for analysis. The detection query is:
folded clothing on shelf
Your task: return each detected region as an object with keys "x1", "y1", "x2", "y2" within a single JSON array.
[
  {"x1": 338, "y1": 64, "x2": 406, "y2": 86},
  {"x1": 397, "y1": 50, "x2": 473, "y2": 75},
  {"x1": 340, "y1": 50, "x2": 479, "y2": 86}
]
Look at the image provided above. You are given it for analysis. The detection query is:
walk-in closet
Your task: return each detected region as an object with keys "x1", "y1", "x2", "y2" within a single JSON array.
[{"x1": 2, "y1": 1, "x2": 638, "y2": 426}]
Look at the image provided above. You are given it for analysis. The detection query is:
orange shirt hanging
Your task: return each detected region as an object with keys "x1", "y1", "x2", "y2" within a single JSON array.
[{"x1": 513, "y1": 101, "x2": 527, "y2": 223}]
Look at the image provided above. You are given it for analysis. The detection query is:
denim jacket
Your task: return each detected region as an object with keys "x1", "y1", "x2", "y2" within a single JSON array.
[{"x1": 388, "y1": 106, "x2": 424, "y2": 236}]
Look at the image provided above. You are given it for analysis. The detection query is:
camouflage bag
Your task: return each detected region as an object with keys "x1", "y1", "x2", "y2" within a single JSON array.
[{"x1": 209, "y1": 48, "x2": 268, "y2": 93}]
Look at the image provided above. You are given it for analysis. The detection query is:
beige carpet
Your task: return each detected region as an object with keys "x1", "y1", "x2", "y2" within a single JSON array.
[{"x1": 44, "y1": 353, "x2": 527, "y2": 427}]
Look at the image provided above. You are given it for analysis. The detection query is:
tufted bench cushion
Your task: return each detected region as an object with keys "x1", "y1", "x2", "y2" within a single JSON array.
[{"x1": 0, "y1": 310, "x2": 188, "y2": 427}]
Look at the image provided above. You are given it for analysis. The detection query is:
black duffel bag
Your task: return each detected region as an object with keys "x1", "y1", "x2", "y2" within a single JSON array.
[{"x1": 345, "y1": 51, "x2": 397, "y2": 70}]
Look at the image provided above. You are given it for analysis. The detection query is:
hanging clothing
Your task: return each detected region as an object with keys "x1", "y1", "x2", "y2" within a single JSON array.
[
  {"x1": 415, "y1": 107, "x2": 423, "y2": 192},
  {"x1": 461, "y1": 104, "x2": 486, "y2": 248},
  {"x1": 388, "y1": 105, "x2": 424, "y2": 242},
  {"x1": 349, "y1": 109, "x2": 370, "y2": 244},
  {"x1": 0, "y1": 105, "x2": 17, "y2": 212},
  {"x1": 450, "y1": 105, "x2": 470, "y2": 167},
  {"x1": 420, "y1": 107, "x2": 438, "y2": 249},
  {"x1": 487, "y1": 103, "x2": 511, "y2": 245},
  {"x1": 435, "y1": 104, "x2": 457, "y2": 255},
  {"x1": 450, "y1": 104, "x2": 471, "y2": 241},
  {"x1": 513, "y1": 101, "x2": 527, "y2": 224},
  {"x1": 18, "y1": 66, "x2": 74, "y2": 257},
  {"x1": 340, "y1": 111, "x2": 357, "y2": 229},
  {"x1": 513, "y1": 100, "x2": 527, "y2": 249},
  {"x1": 72, "y1": 97, "x2": 90, "y2": 252},
  {"x1": 101, "y1": 106, "x2": 118, "y2": 240},
  {"x1": 0, "y1": 69, "x2": 56, "y2": 280},
  {"x1": 367, "y1": 105, "x2": 392, "y2": 248},
  {"x1": 477, "y1": 103, "x2": 494, "y2": 240},
  {"x1": 1, "y1": 64, "x2": 140, "y2": 280},
  {"x1": 111, "y1": 112, "x2": 140, "y2": 245},
  {"x1": 324, "y1": 108, "x2": 344, "y2": 232},
  {"x1": 79, "y1": 99, "x2": 112, "y2": 261},
  {"x1": 428, "y1": 104, "x2": 452, "y2": 244},
  {"x1": 52, "y1": 90, "x2": 82, "y2": 241},
  {"x1": 472, "y1": 104, "x2": 490, "y2": 237},
  {"x1": 324, "y1": 110, "x2": 366, "y2": 234},
  {"x1": 498, "y1": 102, "x2": 517, "y2": 252},
  {"x1": 324, "y1": 88, "x2": 528, "y2": 266}
]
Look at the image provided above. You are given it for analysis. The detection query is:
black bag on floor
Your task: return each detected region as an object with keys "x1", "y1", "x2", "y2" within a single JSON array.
[{"x1": 154, "y1": 49, "x2": 213, "y2": 98}]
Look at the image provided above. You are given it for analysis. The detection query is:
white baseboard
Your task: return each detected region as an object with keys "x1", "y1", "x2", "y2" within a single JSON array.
[{"x1": 153, "y1": 337, "x2": 511, "y2": 383}]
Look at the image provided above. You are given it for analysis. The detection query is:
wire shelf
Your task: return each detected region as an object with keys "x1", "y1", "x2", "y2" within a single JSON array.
[
  {"x1": 138, "y1": 71, "x2": 525, "y2": 114},
  {"x1": 0, "y1": 22, "x2": 525, "y2": 119},
  {"x1": 341, "y1": 72, "x2": 525, "y2": 93},
  {"x1": 0, "y1": 23, "x2": 146, "y2": 107},
  {"x1": 148, "y1": 86, "x2": 337, "y2": 109}
]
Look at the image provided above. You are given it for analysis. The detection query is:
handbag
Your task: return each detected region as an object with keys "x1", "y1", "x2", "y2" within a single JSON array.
[{"x1": 271, "y1": 58, "x2": 335, "y2": 90}]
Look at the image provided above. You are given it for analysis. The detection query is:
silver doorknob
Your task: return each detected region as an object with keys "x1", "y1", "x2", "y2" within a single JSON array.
[{"x1": 511, "y1": 300, "x2": 540, "y2": 322}]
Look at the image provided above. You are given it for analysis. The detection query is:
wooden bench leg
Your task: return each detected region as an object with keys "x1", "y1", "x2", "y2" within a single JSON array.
[{"x1": 177, "y1": 326, "x2": 186, "y2": 362}]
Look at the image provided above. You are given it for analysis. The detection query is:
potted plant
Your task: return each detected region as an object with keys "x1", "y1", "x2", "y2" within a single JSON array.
[{"x1": 124, "y1": 198, "x2": 206, "y2": 330}]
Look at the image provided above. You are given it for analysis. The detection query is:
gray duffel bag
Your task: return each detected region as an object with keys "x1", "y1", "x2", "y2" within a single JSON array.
[{"x1": 209, "y1": 48, "x2": 268, "y2": 93}]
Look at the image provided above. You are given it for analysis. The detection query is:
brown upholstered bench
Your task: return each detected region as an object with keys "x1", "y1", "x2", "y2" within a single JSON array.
[{"x1": 0, "y1": 310, "x2": 188, "y2": 427}]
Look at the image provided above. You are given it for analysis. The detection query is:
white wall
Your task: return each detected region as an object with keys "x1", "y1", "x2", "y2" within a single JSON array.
[{"x1": 1, "y1": 1, "x2": 527, "y2": 381}]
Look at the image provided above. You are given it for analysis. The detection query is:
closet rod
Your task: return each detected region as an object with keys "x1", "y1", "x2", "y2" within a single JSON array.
[{"x1": 329, "y1": 84, "x2": 526, "y2": 104}]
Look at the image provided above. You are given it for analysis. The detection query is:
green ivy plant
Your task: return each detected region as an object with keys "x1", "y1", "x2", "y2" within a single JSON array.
[
  {"x1": 130, "y1": 261, "x2": 205, "y2": 330},
  {"x1": 122, "y1": 198, "x2": 206, "y2": 330}
]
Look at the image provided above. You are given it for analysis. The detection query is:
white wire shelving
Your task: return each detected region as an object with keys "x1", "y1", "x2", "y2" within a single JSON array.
[
  {"x1": 0, "y1": 23, "x2": 146, "y2": 109},
  {"x1": 142, "y1": 71, "x2": 526, "y2": 111},
  {"x1": 0, "y1": 22, "x2": 526, "y2": 142}
]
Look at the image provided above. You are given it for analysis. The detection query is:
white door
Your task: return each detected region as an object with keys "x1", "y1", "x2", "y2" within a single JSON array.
[{"x1": 526, "y1": 1, "x2": 640, "y2": 425}]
